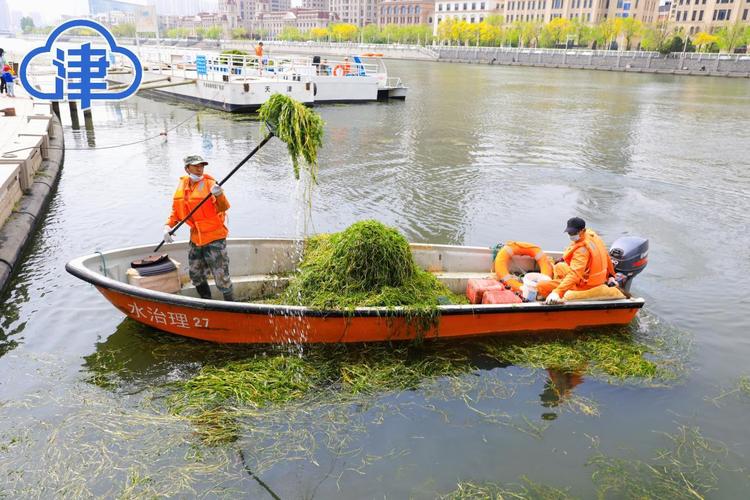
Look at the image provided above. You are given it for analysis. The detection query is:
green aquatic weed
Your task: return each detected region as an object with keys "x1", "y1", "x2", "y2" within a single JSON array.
[{"x1": 258, "y1": 93, "x2": 324, "y2": 181}]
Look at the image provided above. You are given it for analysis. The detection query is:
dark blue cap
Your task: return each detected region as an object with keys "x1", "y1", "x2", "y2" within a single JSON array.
[{"x1": 564, "y1": 217, "x2": 586, "y2": 234}]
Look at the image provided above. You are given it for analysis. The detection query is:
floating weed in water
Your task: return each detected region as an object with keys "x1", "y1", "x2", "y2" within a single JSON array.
[
  {"x1": 484, "y1": 334, "x2": 661, "y2": 380},
  {"x1": 707, "y1": 375, "x2": 750, "y2": 407},
  {"x1": 0, "y1": 385, "x2": 246, "y2": 497},
  {"x1": 83, "y1": 348, "x2": 131, "y2": 391},
  {"x1": 335, "y1": 344, "x2": 472, "y2": 395},
  {"x1": 440, "y1": 476, "x2": 575, "y2": 499},
  {"x1": 588, "y1": 425, "x2": 732, "y2": 499},
  {"x1": 170, "y1": 343, "x2": 477, "y2": 409},
  {"x1": 169, "y1": 354, "x2": 320, "y2": 412},
  {"x1": 481, "y1": 312, "x2": 690, "y2": 386},
  {"x1": 166, "y1": 342, "x2": 479, "y2": 445}
]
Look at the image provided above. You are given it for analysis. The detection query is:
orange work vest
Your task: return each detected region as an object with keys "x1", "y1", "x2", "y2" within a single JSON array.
[
  {"x1": 562, "y1": 229, "x2": 610, "y2": 288},
  {"x1": 170, "y1": 174, "x2": 229, "y2": 246},
  {"x1": 255, "y1": 46, "x2": 263, "y2": 57}
]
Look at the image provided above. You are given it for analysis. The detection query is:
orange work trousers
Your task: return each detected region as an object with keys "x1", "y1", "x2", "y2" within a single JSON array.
[
  {"x1": 536, "y1": 262, "x2": 596, "y2": 298},
  {"x1": 536, "y1": 262, "x2": 571, "y2": 298}
]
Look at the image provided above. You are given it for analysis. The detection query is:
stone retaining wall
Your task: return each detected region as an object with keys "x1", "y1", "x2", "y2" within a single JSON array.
[
  {"x1": 436, "y1": 47, "x2": 750, "y2": 77},
  {"x1": 0, "y1": 114, "x2": 64, "y2": 294}
]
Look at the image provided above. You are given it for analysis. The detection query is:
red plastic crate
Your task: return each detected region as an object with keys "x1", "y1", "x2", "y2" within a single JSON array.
[
  {"x1": 482, "y1": 289, "x2": 523, "y2": 305},
  {"x1": 466, "y1": 278, "x2": 504, "y2": 304}
]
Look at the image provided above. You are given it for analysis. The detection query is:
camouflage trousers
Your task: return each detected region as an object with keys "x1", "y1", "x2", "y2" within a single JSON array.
[{"x1": 188, "y1": 239, "x2": 233, "y2": 295}]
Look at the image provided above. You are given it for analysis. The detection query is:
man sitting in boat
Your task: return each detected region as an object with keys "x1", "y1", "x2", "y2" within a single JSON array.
[
  {"x1": 538, "y1": 217, "x2": 616, "y2": 304},
  {"x1": 163, "y1": 155, "x2": 234, "y2": 301}
]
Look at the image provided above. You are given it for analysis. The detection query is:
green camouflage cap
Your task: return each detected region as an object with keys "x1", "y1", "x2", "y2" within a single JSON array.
[{"x1": 183, "y1": 154, "x2": 208, "y2": 167}]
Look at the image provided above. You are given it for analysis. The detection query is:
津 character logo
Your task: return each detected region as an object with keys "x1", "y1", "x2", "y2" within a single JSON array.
[{"x1": 20, "y1": 19, "x2": 142, "y2": 109}]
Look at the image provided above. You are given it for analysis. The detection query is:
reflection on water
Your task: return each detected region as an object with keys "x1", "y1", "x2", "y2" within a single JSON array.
[{"x1": 540, "y1": 369, "x2": 586, "y2": 421}]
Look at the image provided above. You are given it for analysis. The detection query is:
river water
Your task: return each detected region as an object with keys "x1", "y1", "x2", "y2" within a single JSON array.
[{"x1": 1, "y1": 59, "x2": 750, "y2": 497}]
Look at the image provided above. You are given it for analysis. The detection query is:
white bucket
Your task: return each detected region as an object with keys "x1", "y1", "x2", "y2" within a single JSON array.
[{"x1": 521, "y1": 272, "x2": 551, "y2": 301}]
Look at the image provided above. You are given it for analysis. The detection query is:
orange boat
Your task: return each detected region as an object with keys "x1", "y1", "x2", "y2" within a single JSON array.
[{"x1": 65, "y1": 238, "x2": 647, "y2": 343}]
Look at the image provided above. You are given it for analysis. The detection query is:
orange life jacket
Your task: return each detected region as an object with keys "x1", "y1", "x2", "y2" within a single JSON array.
[
  {"x1": 170, "y1": 174, "x2": 228, "y2": 246},
  {"x1": 562, "y1": 229, "x2": 609, "y2": 288}
]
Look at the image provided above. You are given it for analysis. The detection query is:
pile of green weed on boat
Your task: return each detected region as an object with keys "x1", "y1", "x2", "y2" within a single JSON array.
[{"x1": 278, "y1": 220, "x2": 466, "y2": 312}]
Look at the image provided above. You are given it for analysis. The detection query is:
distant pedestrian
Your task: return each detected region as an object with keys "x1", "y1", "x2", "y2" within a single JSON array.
[
  {"x1": 0, "y1": 49, "x2": 6, "y2": 94},
  {"x1": 255, "y1": 41, "x2": 264, "y2": 74},
  {"x1": 2, "y1": 65, "x2": 15, "y2": 97}
]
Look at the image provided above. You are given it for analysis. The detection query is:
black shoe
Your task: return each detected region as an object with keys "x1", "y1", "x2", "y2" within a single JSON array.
[
  {"x1": 195, "y1": 282, "x2": 212, "y2": 299},
  {"x1": 222, "y1": 291, "x2": 234, "y2": 302}
]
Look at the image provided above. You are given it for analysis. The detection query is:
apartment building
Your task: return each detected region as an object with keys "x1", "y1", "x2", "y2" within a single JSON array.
[
  {"x1": 255, "y1": 8, "x2": 338, "y2": 36},
  {"x1": 328, "y1": 0, "x2": 380, "y2": 26},
  {"x1": 434, "y1": 1, "x2": 504, "y2": 27},
  {"x1": 378, "y1": 0, "x2": 435, "y2": 26},
  {"x1": 301, "y1": 0, "x2": 331, "y2": 9},
  {"x1": 434, "y1": 0, "x2": 661, "y2": 34},
  {"x1": 669, "y1": 0, "x2": 749, "y2": 34}
]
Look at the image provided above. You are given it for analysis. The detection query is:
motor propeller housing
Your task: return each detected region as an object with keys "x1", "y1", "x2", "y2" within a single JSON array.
[{"x1": 609, "y1": 237, "x2": 649, "y2": 292}]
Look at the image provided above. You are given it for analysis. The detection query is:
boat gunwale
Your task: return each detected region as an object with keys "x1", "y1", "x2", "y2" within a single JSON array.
[{"x1": 65, "y1": 240, "x2": 645, "y2": 319}]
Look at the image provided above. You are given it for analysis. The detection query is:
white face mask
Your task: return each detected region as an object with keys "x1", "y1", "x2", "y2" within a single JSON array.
[
  {"x1": 569, "y1": 233, "x2": 581, "y2": 242},
  {"x1": 188, "y1": 173, "x2": 203, "y2": 182}
]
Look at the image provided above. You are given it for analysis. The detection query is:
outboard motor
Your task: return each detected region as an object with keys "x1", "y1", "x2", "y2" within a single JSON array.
[{"x1": 609, "y1": 237, "x2": 649, "y2": 292}]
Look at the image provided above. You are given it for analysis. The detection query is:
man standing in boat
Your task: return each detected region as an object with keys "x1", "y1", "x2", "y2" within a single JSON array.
[
  {"x1": 539, "y1": 217, "x2": 616, "y2": 304},
  {"x1": 163, "y1": 155, "x2": 234, "y2": 302}
]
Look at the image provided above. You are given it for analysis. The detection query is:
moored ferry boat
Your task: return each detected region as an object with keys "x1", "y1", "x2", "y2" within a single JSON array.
[
  {"x1": 107, "y1": 50, "x2": 407, "y2": 111},
  {"x1": 108, "y1": 52, "x2": 315, "y2": 112},
  {"x1": 262, "y1": 54, "x2": 409, "y2": 102},
  {"x1": 66, "y1": 238, "x2": 646, "y2": 344}
]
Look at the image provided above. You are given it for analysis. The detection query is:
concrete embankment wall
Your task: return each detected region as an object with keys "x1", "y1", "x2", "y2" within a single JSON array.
[
  {"x1": 0, "y1": 112, "x2": 64, "y2": 294},
  {"x1": 436, "y1": 47, "x2": 750, "y2": 78},
  {"x1": 228, "y1": 40, "x2": 437, "y2": 61},
  {"x1": 18, "y1": 34, "x2": 750, "y2": 77}
]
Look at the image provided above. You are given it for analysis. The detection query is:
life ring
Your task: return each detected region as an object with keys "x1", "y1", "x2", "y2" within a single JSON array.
[
  {"x1": 494, "y1": 241, "x2": 553, "y2": 292},
  {"x1": 333, "y1": 65, "x2": 345, "y2": 76}
]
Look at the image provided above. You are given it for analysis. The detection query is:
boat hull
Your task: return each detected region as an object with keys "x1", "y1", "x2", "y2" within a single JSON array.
[
  {"x1": 96, "y1": 284, "x2": 642, "y2": 344},
  {"x1": 66, "y1": 239, "x2": 644, "y2": 344}
]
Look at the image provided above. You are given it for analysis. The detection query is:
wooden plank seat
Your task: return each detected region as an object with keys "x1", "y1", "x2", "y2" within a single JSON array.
[
  {"x1": 178, "y1": 271, "x2": 498, "y2": 301},
  {"x1": 180, "y1": 274, "x2": 292, "y2": 300}
]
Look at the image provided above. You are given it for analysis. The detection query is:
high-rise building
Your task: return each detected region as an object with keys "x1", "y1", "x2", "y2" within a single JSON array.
[
  {"x1": 89, "y1": 0, "x2": 142, "y2": 15},
  {"x1": 153, "y1": 1, "x2": 218, "y2": 15},
  {"x1": 0, "y1": 0, "x2": 11, "y2": 33},
  {"x1": 301, "y1": 0, "x2": 330, "y2": 10},
  {"x1": 329, "y1": 0, "x2": 379, "y2": 26},
  {"x1": 269, "y1": 0, "x2": 292, "y2": 11},
  {"x1": 219, "y1": 0, "x2": 241, "y2": 27}
]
